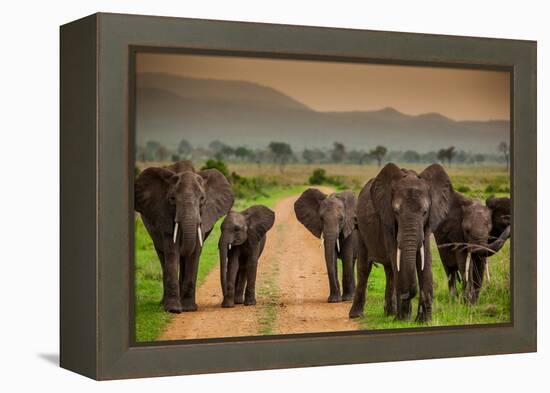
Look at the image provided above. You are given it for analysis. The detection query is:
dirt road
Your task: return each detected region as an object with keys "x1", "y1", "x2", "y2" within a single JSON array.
[{"x1": 159, "y1": 187, "x2": 359, "y2": 340}]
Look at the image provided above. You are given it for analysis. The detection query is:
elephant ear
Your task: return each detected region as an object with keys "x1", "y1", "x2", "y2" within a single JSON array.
[
  {"x1": 243, "y1": 205, "x2": 275, "y2": 244},
  {"x1": 134, "y1": 167, "x2": 175, "y2": 225},
  {"x1": 198, "y1": 169, "x2": 235, "y2": 233},
  {"x1": 336, "y1": 190, "x2": 357, "y2": 239},
  {"x1": 420, "y1": 163, "x2": 453, "y2": 232},
  {"x1": 371, "y1": 163, "x2": 405, "y2": 234},
  {"x1": 294, "y1": 188, "x2": 327, "y2": 238}
]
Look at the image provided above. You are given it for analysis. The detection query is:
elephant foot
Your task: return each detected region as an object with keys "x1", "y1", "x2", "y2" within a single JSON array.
[
  {"x1": 348, "y1": 306, "x2": 364, "y2": 319},
  {"x1": 244, "y1": 296, "x2": 256, "y2": 306},
  {"x1": 342, "y1": 293, "x2": 354, "y2": 302},
  {"x1": 327, "y1": 294, "x2": 342, "y2": 303},
  {"x1": 234, "y1": 295, "x2": 244, "y2": 304},
  {"x1": 163, "y1": 298, "x2": 182, "y2": 314},
  {"x1": 180, "y1": 299, "x2": 198, "y2": 312},
  {"x1": 222, "y1": 297, "x2": 235, "y2": 308}
]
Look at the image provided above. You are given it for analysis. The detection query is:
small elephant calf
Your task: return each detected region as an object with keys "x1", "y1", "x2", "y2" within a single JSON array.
[{"x1": 218, "y1": 205, "x2": 275, "y2": 308}]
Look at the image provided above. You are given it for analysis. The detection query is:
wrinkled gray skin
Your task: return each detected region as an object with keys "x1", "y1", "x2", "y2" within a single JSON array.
[
  {"x1": 349, "y1": 163, "x2": 452, "y2": 322},
  {"x1": 294, "y1": 189, "x2": 358, "y2": 302},
  {"x1": 135, "y1": 160, "x2": 234, "y2": 313},
  {"x1": 435, "y1": 193, "x2": 511, "y2": 303},
  {"x1": 218, "y1": 205, "x2": 275, "y2": 308}
]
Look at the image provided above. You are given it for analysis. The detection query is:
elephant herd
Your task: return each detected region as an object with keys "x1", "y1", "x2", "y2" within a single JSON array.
[{"x1": 135, "y1": 160, "x2": 510, "y2": 324}]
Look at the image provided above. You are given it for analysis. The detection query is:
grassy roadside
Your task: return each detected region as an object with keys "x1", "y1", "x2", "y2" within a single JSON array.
[
  {"x1": 357, "y1": 240, "x2": 510, "y2": 329},
  {"x1": 135, "y1": 184, "x2": 308, "y2": 342}
]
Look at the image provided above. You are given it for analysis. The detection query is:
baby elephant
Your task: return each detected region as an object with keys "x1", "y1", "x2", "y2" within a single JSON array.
[
  {"x1": 294, "y1": 189, "x2": 357, "y2": 302},
  {"x1": 218, "y1": 205, "x2": 275, "y2": 308}
]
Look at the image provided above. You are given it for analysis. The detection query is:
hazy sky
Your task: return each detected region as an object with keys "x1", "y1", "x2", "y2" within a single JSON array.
[{"x1": 137, "y1": 53, "x2": 510, "y2": 121}]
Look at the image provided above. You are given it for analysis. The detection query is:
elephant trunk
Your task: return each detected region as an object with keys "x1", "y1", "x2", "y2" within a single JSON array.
[
  {"x1": 396, "y1": 217, "x2": 420, "y2": 319},
  {"x1": 474, "y1": 225, "x2": 511, "y2": 257},
  {"x1": 180, "y1": 213, "x2": 199, "y2": 256}
]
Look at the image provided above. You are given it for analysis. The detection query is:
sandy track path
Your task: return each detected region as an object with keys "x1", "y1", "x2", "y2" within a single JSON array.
[{"x1": 159, "y1": 187, "x2": 359, "y2": 340}]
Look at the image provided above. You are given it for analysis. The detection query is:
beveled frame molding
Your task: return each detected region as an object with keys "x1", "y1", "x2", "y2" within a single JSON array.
[{"x1": 60, "y1": 13, "x2": 536, "y2": 380}]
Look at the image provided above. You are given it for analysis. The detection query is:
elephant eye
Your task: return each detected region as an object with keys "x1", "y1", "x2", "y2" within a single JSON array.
[{"x1": 168, "y1": 195, "x2": 176, "y2": 205}]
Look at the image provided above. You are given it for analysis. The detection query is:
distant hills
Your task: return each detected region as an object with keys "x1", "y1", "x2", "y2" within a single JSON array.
[{"x1": 136, "y1": 73, "x2": 509, "y2": 153}]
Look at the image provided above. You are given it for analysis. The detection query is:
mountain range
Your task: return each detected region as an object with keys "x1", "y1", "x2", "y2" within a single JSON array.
[{"x1": 136, "y1": 73, "x2": 509, "y2": 153}]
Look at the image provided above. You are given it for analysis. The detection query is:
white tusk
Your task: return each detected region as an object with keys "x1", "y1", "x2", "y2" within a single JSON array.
[
  {"x1": 228, "y1": 243, "x2": 231, "y2": 250},
  {"x1": 465, "y1": 253, "x2": 471, "y2": 283},
  {"x1": 197, "y1": 226, "x2": 203, "y2": 248},
  {"x1": 173, "y1": 222, "x2": 179, "y2": 244},
  {"x1": 336, "y1": 238, "x2": 340, "y2": 253},
  {"x1": 486, "y1": 262, "x2": 491, "y2": 283},
  {"x1": 420, "y1": 245, "x2": 425, "y2": 271},
  {"x1": 320, "y1": 233, "x2": 324, "y2": 248},
  {"x1": 396, "y1": 248, "x2": 401, "y2": 272}
]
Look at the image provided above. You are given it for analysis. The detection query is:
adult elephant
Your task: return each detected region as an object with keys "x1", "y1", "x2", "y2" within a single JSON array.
[
  {"x1": 218, "y1": 205, "x2": 275, "y2": 308},
  {"x1": 435, "y1": 194, "x2": 510, "y2": 303},
  {"x1": 349, "y1": 163, "x2": 452, "y2": 322},
  {"x1": 294, "y1": 189, "x2": 357, "y2": 302},
  {"x1": 135, "y1": 160, "x2": 234, "y2": 313}
]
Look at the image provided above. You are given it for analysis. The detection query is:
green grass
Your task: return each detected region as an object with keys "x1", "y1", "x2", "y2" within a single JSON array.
[
  {"x1": 358, "y1": 240, "x2": 510, "y2": 329},
  {"x1": 135, "y1": 184, "x2": 309, "y2": 342}
]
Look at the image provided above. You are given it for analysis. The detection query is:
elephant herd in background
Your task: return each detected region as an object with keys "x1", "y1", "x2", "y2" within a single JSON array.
[{"x1": 135, "y1": 159, "x2": 510, "y2": 324}]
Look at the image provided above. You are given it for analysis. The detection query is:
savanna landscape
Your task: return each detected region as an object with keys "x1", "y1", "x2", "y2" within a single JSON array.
[
  {"x1": 134, "y1": 53, "x2": 511, "y2": 342},
  {"x1": 135, "y1": 156, "x2": 510, "y2": 341}
]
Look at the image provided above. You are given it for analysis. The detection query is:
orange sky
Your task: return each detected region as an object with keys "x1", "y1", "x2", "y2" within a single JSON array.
[{"x1": 137, "y1": 53, "x2": 510, "y2": 121}]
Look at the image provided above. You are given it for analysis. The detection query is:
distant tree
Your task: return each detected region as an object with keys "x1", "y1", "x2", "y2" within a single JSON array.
[
  {"x1": 454, "y1": 150, "x2": 467, "y2": 164},
  {"x1": 330, "y1": 142, "x2": 346, "y2": 163},
  {"x1": 269, "y1": 142, "x2": 293, "y2": 173},
  {"x1": 135, "y1": 145, "x2": 146, "y2": 161},
  {"x1": 235, "y1": 146, "x2": 254, "y2": 161},
  {"x1": 209, "y1": 140, "x2": 225, "y2": 154},
  {"x1": 473, "y1": 154, "x2": 486, "y2": 164},
  {"x1": 369, "y1": 145, "x2": 387, "y2": 167},
  {"x1": 157, "y1": 146, "x2": 170, "y2": 161},
  {"x1": 402, "y1": 150, "x2": 420, "y2": 163},
  {"x1": 498, "y1": 141, "x2": 509, "y2": 171},
  {"x1": 347, "y1": 150, "x2": 369, "y2": 165},
  {"x1": 303, "y1": 149, "x2": 326, "y2": 164},
  {"x1": 437, "y1": 146, "x2": 457, "y2": 167},
  {"x1": 177, "y1": 139, "x2": 193, "y2": 158},
  {"x1": 145, "y1": 141, "x2": 162, "y2": 161}
]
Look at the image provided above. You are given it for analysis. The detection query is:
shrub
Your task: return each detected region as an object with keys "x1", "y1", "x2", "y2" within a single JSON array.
[
  {"x1": 309, "y1": 168, "x2": 327, "y2": 185},
  {"x1": 456, "y1": 185, "x2": 471, "y2": 193},
  {"x1": 201, "y1": 159, "x2": 229, "y2": 179}
]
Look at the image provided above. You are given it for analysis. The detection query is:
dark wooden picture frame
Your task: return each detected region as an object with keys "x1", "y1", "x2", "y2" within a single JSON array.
[{"x1": 60, "y1": 13, "x2": 536, "y2": 380}]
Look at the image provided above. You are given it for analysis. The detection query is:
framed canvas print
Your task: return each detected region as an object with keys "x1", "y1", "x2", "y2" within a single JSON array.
[{"x1": 60, "y1": 13, "x2": 537, "y2": 380}]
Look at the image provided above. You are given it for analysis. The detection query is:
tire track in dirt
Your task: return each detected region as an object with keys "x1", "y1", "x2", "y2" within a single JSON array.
[{"x1": 159, "y1": 186, "x2": 359, "y2": 340}]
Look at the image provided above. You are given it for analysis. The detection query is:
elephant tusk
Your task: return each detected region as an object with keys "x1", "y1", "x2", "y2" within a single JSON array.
[
  {"x1": 465, "y1": 253, "x2": 471, "y2": 283},
  {"x1": 173, "y1": 222, "x2": 179, "y2": 244},
  {"x1": 420, "y1": 245, "x2": 425, "y2": 271},
  {"x1": 228, "y1": 243, "x2": 232, "y2": 250},
  {"x1": 197, "y1": 226, "x2": 203, "y2": 248},
  {"x1": 320, "y1": 233, "x2": 324, "y2": 248},
  {"x1": 396, "y1": 248, "x2": 401, "y2": 272},
  {"x1": 486, "y1": 262, "x2": 491, "y2": 283},
  {"x1": 336, "y1": 238, "x2": 340, "y2": 253}
]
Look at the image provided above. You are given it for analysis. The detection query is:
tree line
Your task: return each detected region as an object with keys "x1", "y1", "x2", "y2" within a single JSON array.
[{"x1": 136, "y1": 139, "x2": 510, "y2": 171}]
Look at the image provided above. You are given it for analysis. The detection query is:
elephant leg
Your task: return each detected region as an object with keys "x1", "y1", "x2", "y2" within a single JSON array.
[
  {"x1": 383, "y1": 264, "x2": 397, "y2": 316},
  {"x1": 180, "y1": 250, "x2": 200, "y2": 312},
  {"x1": 471, "y1": 256, "x2": 486, "y2": 304},
  {"x1": 222, "y1": 253, "x2": 240, "y2": 308},
  {"x1": 416, "y1": 240, "x2": 433, "y2": 323},
  {"x1": 448, "y1": 270, "x2": 458, "y2": 298},
  {"x1": 162, "y1": 239, "x2": 182, "y2": 313},
  {"x1": 244, "y1": 255, "x2": 259, "y2": 306},
  {"x1": 154, "y1": 246, "x2": 166, "y2": 305},
  {"x1": 349, "y1": 239, "x2": 371, "y2": 318},
  {"x1": 234, "y1": 261, "x2": 247, "y2": 304},
  {"x1": 341, "y1": 236, "x2": 356, "y2": 301}
]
